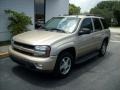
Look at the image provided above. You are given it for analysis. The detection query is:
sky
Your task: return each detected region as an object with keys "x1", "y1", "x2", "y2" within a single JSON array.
[{"x1": 69, "y1": 0, "x2": 103, "y2": 13}]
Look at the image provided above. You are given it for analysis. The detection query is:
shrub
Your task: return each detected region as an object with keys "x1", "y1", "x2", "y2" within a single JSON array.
[{"x1": 5, "y1": 10, "x2": 32, "y2": 36}]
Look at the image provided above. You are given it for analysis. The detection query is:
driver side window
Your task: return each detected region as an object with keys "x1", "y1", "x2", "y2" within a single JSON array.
[{"x1": 80, "y1": 18, "x2": 93, "y2": 32}]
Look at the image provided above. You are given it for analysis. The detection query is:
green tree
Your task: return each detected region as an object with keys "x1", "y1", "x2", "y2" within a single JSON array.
[
  {"x1": 113, "y1": 10, "x2": 120, "y2": 26},
  {"x1": 112, "y1": 1, "x2": 120, "y2": 26},
  {"x1": 69, "y1": 4, "x2": 80, "y2": 15},
  {"x1": 90, "y1": 1, "x2": 120, "y2": 26},
  {"x1": 90, "y1": 8, "x2": 113, "y2": 26}
]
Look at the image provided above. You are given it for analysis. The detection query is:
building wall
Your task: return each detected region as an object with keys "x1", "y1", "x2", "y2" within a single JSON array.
[
  {"x1": 45, "y1": 0, "x2": 69, "y2": 22},
  {"x1": 0, "y1": 0, "x2": 69, "y2": 41},
  {"x1": 0, "y1": 0, "x2": 35, "y2": 41}
]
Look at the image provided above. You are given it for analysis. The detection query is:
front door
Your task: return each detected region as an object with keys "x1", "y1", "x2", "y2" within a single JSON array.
[{"x1": 76, "y1": 18, "x2": 96, "y2": 57}]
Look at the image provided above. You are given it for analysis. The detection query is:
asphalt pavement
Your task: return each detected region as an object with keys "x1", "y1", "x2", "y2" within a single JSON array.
[{"x1": 0, "y1": 28, "x2": 120, "y2": 90}]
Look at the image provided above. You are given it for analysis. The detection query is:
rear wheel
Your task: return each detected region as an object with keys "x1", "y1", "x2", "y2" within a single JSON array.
[
  {"x1": 53, "y1": 52, "x2": 73, "y2": 78},
  {"x1": 99, "y1": 40, "x2": 108, "y2": 56}
]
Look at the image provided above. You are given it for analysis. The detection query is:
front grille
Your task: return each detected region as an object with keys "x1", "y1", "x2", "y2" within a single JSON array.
[
  {"x1": 13, "y1": 41, "x2": 35, "y2": 56},
  {"x1": 13, "y1": 47, "x2": 33, "y2": 56},
  {"x1": 14, "y1": 41, "x2": 34, "y2": 49}
]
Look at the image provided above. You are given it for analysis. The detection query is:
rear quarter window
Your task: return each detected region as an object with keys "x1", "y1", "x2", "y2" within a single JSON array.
[
  {"x1": 93, "y1": 18, "x2": 102, "y2": 31},
  {"x1": 101, "y1": 19, "x2": 109, "y2": 29}
]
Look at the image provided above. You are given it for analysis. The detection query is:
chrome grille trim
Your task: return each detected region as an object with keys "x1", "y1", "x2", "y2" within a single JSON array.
[
  {"x1": 13, "y1": 44, "x2": 35, "y2": 54},
  {"x1": 12, "y1": 41, "x2": 36, "y2": 56},
  {"x1": 14, "y1": 41, "x2": 34, "y2": 49}
]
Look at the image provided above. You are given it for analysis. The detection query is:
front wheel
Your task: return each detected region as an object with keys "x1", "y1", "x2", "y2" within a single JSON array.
[{"x1": 53, "y1": 52, "x2": 73, "y2": 78}]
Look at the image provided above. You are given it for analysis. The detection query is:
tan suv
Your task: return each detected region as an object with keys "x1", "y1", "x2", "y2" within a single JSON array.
[{"x1": 9, "y1": 15, "x2": 110, "y2": 77}]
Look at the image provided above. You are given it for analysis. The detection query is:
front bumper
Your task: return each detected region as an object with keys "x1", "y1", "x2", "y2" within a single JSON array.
[{"x1": 9, "y1": 46, "x2": 57, "y2": 71}]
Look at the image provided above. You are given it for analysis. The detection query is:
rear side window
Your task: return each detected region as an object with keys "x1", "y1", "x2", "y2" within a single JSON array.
[
  {"x1": 101, "y1": 19, "x2": 109, "y2": 29},
  {"x1": 81, "y1": 18, "x2": 93, "y2": 31},
  {"x1": 93, "y1": 18, "x2": 102, "y2": 31}
]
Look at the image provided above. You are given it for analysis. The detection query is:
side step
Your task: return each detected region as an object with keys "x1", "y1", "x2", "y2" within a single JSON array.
[{"x1": 75, "y1": 52, "x2": 99, "y2": 64}]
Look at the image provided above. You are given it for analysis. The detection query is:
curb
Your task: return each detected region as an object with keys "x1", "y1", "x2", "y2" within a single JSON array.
[{"x1": 0, "y1": 52, "x2": 9, "y2": 59}]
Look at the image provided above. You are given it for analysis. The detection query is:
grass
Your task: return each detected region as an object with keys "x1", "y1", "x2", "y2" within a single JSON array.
[{"x1": 0, "y1": 40, "x2": 10, "y2": 46}]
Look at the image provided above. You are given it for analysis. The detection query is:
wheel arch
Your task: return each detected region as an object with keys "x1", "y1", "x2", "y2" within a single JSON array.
[
  {"x1": 103, "y1": 37, "x2": 109, "y2": 45},
  {"x1": 57, "y1": 47, "x2": 76, "y2": 61}
]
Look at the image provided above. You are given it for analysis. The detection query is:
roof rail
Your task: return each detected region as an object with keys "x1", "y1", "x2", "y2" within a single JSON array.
[
  {"x1": 63, "y1": 14, "x2": 102, "y2": 18},
  {"x1": 79, "y1": 13, "x2": 98, "y2": 16}
]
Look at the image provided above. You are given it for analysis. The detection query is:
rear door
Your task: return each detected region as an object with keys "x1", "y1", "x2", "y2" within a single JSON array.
[{"x1": 92, "y1": 18, "x2": 105, "y2": 49}]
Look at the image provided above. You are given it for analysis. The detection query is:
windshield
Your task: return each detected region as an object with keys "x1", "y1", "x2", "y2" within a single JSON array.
[{"x1": 44, "y1": 17, "x2": 80, "y2": 33}]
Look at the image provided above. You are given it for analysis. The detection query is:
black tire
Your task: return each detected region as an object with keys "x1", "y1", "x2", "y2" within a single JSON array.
[
  {"x1": 99, "y1": 40, "x2": 108, "y2": 56},
  {"x1": 53, "y1": 52, "x2": 74, "y2": 78}
]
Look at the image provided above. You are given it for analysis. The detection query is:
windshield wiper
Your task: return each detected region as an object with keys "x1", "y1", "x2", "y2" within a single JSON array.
[{"x1": 50, "y1": 28, "x2": 66, "y2": 33}]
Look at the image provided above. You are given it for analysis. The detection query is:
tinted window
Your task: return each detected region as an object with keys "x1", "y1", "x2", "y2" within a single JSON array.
[
  {"x1": 81, "y1": 18, "x2": 93, "y2": 31},
  {"x1": 101, "y1": 19, "x2": 109, "y2": 29},
  {"x1": 93, "y1": 18, "x2": 102, "y2": 31}
]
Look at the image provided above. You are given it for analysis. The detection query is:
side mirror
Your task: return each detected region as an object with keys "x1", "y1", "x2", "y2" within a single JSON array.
[{"x1": 78, "y1": 28, "x2": 91, "y2": 35}]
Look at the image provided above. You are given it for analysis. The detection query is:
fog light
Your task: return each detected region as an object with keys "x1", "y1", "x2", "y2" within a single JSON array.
[{"x1": 35, "y1": 63, "x2": 43, "y2": 70}]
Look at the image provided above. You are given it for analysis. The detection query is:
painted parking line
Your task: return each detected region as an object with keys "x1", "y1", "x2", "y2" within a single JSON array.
[
  {"x1": 110, "y1": 40, "x2": 120, "y2": 43},
  {"x1": 0, "y1": 52, "x2": 9, "y2": 59}
]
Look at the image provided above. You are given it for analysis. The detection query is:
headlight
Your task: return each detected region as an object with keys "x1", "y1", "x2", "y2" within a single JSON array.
[{"x1": 34, "y1": 45, "x2": 51, "y2": 57}]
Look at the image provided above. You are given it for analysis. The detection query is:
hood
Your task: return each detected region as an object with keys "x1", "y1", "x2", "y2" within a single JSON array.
[{"x1": 13, "y1": 30, "x2": 71, "y2": 45}]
